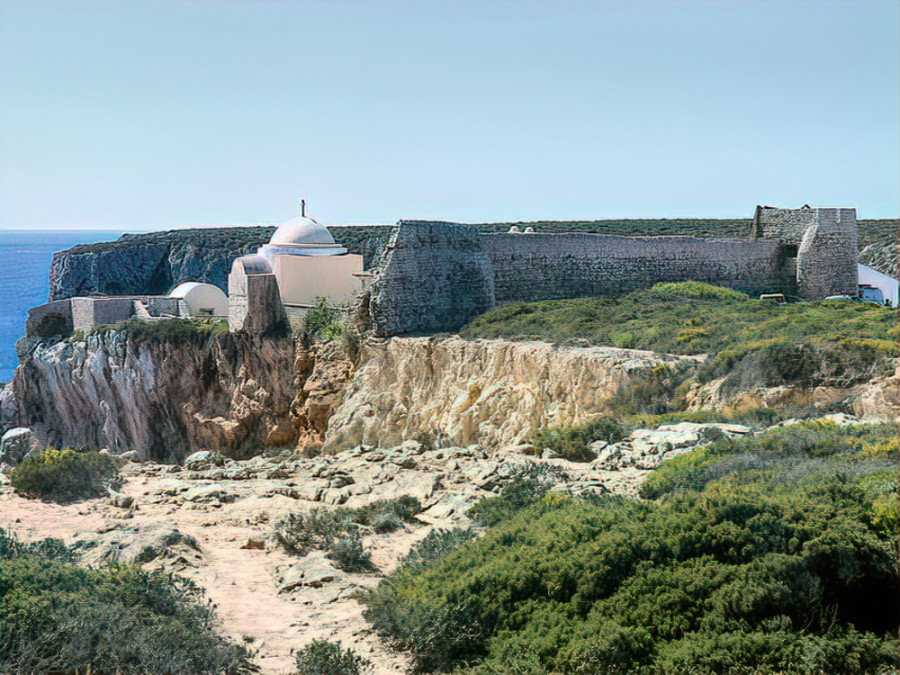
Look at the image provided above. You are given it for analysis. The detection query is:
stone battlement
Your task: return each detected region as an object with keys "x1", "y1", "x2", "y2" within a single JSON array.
[{"x1": 368, "y1": 207, "x2": 859, "y2": 336}]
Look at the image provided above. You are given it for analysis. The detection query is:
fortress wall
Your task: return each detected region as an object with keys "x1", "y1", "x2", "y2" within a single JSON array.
[
  {"x1": 751, "y1": 207, "x2": 817, "y2": 244},
  {"x1": 144, "y1": 297, "x2": 184, "y2": 317},
  {"x1": 370, "y1": 221, "x2": 495, "y2": 336},
  {"x1": 71, "y1": 297, "x2": 137, "y2": 332},
  {"x1": 25, "y1": 299, "x2": 74, "y2": 337},
  {"x1": 484, "y1": 233, "x2": 787, "y2": 303},
  {"x1": 797, "y1": 208, "x2": 859, "y2": 299}
]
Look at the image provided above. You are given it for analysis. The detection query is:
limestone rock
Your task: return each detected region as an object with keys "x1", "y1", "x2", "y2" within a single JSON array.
[
  {"x1": 184, "y1": 450, "x2": 226, "y2": 470},
  {"x1": 0, "y1": 427, "x2": 39, "y2": 466},
  {"x1": 78, "y1": 526, "x2": 201, "y2": 566},
  {"x1": 323, "y1": 336, "x2": 694, "y2": 453},
  {"x1": 7, "y1": 330, "x2": 298, "y2": 461}
]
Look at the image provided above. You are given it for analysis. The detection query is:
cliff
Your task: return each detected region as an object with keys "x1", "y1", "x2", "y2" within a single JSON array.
[
  {"x1": 8, "y1": 330, "x2": 298, "y2": 459},
  {"x1": 49, "y1": 225, "x2": 394, "y2": 301},
  {"x1": 322, "y1": 336, "x2": 695, "y2": 452}
]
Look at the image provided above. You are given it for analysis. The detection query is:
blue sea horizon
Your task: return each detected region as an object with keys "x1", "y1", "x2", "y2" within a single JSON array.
[{"x1": 0, "y1": 230, "x2": 125, "y2": 382}]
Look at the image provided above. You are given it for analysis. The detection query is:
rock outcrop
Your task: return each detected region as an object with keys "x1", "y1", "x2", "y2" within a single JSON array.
[
  {"x1": 9, "y1": 331, "x2": 300, "y2": 460},
  {"x1": 323, "y1": 337, "x2": 697, "y2": 452}
]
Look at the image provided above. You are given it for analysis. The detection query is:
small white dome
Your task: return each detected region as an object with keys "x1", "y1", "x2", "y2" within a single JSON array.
[{"x1": 269, "y1": 217, "x2": 336, "y2": 246}]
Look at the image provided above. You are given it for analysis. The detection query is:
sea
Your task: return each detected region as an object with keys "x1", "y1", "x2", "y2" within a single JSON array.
[{"x1": 0, "y1": 230, "x2": 126, "y2": 383}]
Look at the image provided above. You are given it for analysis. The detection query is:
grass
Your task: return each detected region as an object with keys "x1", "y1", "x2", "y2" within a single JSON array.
[
  {"x1": 91, "y1": 318, "x2": 230, "y2": 346},
  {"x1": 463, "y1": 282, "x2": 897, "y2": 356},
  {"x1": 462, "y1": 282, "x2": 897, "y2": 392}
]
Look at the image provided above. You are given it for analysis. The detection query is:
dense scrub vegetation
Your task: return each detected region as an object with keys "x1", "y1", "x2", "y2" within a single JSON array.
[
  {"x1": 10, "y1": 448, "x2": 122, "y2": 501},
  {"x1": 0, "y1": 529, "x2": 254, "y2": 674},
  {"x1": 90, "y1": 317, "x2": 231, "y2": 345},
  {"x1": 463, "y1": 282, "x2": 897, "y2": 391},
  {"x1": 363, "y1": 422, "x2": 899, "y2": 674},
  {"x1": 529, "y1": 416, "x2": 625, "y2": 461}
]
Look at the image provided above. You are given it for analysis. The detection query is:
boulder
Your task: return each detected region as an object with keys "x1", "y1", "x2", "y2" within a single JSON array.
[
  {"x1": 183, "y1": 450, "x2": 226, "y2": 470},
  {"x1": 0, "y1": 427, "x2": 40, "y2": 466}
]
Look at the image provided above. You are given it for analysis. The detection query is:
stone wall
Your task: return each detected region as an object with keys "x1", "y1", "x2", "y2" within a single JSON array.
[
  {"x1": 751, "y1": 206, "x2": 817, "y2": 244},
  {"x1": 485, "y1": 233, "x2": 788, "y2": 303},
  {"x1": 71, "y1": 297, "x2": 137, "y2": 332},
  {"x1": 797, "y1": 208, "x2": 859, "y2": 299},
  {"x1": 25, "y1": 300, "x2": 74, "y2": 337},
  {"x1": 369, "y1": 222, "x2": 495, "y2": 336}
]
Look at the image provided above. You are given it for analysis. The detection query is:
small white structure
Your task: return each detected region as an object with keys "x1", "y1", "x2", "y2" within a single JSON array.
[
  {"x1": 255, "y1": 207, "x2": 364, "y2": 309},
  {"x1": 858, "y1": 264, "x2": 899, "y2": 306},
  {"x1": 168, "y1": 282, "x2": 228, "y2": 317}
]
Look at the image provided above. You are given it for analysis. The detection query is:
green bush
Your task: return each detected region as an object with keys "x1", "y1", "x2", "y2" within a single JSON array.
[
  {"x1": 0, "y1": 529, "x2": 254, "y2": 674},
  {"x1": 294, "y1": 640, "x2": 370, "y2": 675},
  {"x1": 275, "y1": 508, "x2": 346, "y2": 556},
  {"x1": 10, "y1": 448, "x2": 122, "y2": 501},
  {"x1": 303, "y1": 298, "x2": 344, "y2": 342},
  {"x1": 326, "y1": 530, "x2": 374, "y2": 572},
  {"x1": 468, "y1": 465, "x2": 568, "y2": 526},
  {"x1": 93, "y1": 318, "x2": 229, "y2": 346},
  {"x1": 362, "y1": 423, "x2": 900, "y2": 674},
  {"x1": 531, "y1": 417, "x2": 624, "y2": 462},
  {"x1": 275, "y1": 497, "x2": 423, "y2": 561}
]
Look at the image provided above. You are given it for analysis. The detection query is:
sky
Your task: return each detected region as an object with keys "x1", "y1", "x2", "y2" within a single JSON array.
[{"x1": 0, "y1": 0, "x2": 897, "y2": 230}]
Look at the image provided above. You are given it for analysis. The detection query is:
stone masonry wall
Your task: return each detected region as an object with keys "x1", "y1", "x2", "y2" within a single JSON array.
[
  {"x1": 797, "y1": 208, "x2": 859, "y2": 299},
  {"x1": 369, "y1": 221, "x2": 495, "y2": 336},
  {"x1": 751, "y1": 206, "x2": 817, "y2": 244},
  {"x1": 25, "y1": 300, "x2": 74, "y2": 337},
  {"x1": 485, "y1": 233, "x2": 787, "y2": 303}
]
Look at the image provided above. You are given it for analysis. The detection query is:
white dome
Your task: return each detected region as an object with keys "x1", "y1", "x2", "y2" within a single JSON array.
[{"x1": 269, "y1": 217, "x2": 336, "y2": 246}]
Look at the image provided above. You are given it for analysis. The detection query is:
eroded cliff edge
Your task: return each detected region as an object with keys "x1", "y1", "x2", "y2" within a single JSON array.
[
  {"x1": 321, "y1": 337, "x2": 695, "y2": 452},
  {"x1": 4, "y1": 332, "x2": 897, "y2": 461}
]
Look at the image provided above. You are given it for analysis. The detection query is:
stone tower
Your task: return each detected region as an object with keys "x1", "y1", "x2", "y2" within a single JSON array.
[{"x1": 752, "y1": 206, "x2": 858, "y2": 300}]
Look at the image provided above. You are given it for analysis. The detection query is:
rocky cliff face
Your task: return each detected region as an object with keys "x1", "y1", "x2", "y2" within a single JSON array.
[
  {"x1": 322, "y1": 337, "x2": 695, "y2": 452},
  {"x1": 49, "y1": 226, "x2": 394, "y2": 301},
  {"x1": 9, "y1": 331, "x2": 300, "y2": 459}
]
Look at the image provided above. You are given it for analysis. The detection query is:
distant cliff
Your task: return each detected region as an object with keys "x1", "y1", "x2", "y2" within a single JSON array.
[{"x1": 48, "y1": 225, "x2": 394, "y2": 301}]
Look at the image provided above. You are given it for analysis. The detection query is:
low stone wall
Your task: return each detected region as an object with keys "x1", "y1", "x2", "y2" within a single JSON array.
[
  {"x1": 485, "y1": 233, "x2": 787, "y2": 303},
  {"x1": 71, "y1": 297, "x2": 136, "y2": 331},
  {"x1": 25, "y1": 300, "x2": 74, "y2": 337}
]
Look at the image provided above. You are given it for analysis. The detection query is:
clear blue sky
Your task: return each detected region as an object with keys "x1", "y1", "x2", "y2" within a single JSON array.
[{"x1": 1, "y1": 0, "x2": 897, "y2": 230}]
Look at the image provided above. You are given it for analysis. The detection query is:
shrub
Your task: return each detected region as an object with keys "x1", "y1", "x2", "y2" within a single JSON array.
[
  {"x1": 275, "y1": 497, "x2": 423, "y2": 559},
  {"x1": 94, "y1": 318, "x2": 229, "y2": 347},
  {"x1": 0, "y1": 529, "x2": 254, "y2": 674},
  {"x1": 32, "y1": 312, "x2": 70, "y2": 338},
  {"x1": 467, "y1": 466, "x2": 568, "y2": 526},
  {"x1": 531, "y1": 416, "x2": 624, "y2": 462},
  {"x1": 275, "y1": 508, "x2": 346, "y2": 556},
  {"x1": 326, "y1": 530, "x2": 374, "y2": 572},
  {"x1": 10, "y1": 448, "x2": 122, "y2": 501},
  {"x1": 362, "y1": 422, "x2": 900, "y2": 674},
  {"x1": 294, "y1": 640, "x2": 371, "y2": 675},
  {"x1": 607, "y1": 364, "x2": 690, "y2": 416},
  {"x1": 303, "y1": 298, "x2": 344, "y2": 342}
]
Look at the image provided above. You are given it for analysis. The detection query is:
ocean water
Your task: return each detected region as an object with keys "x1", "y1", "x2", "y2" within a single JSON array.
[{"x1": 0, "y1": 230, "x2": 125, "y2": 382}]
